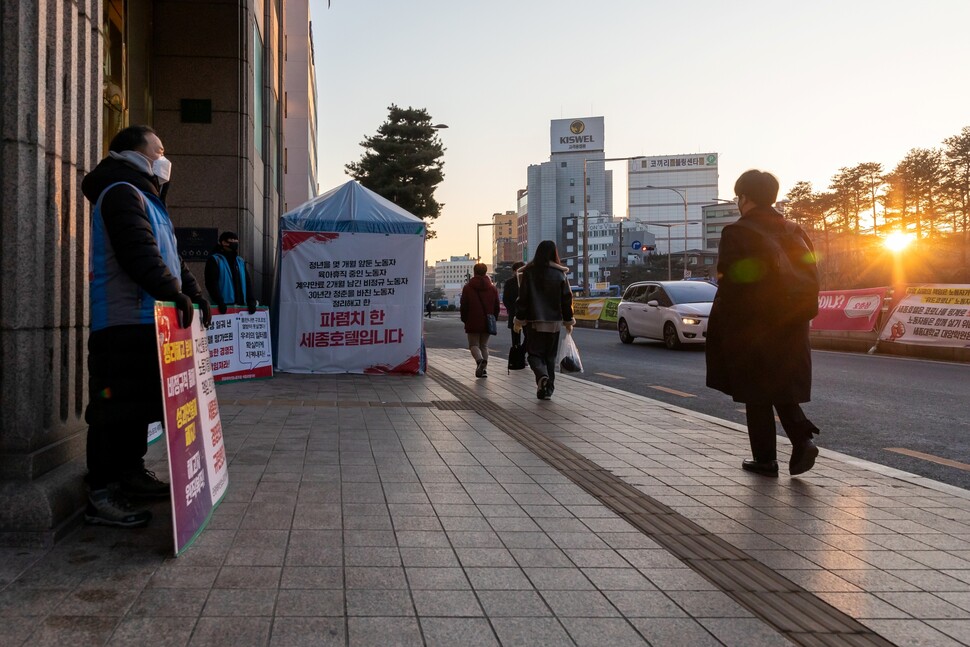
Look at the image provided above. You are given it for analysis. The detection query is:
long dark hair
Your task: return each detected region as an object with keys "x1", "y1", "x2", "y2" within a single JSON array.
[{"x1": 529, "y1": 240, "x2": 560, "y2": 268}]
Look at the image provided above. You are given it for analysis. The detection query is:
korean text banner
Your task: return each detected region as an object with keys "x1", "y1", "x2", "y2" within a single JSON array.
[
  {"x1": 208, "y1": 307, "x2": 273, "y2": 383},
  {"x1": 155, "y1": 303, "x2": 229, "y2": 556},
  {"x1": 277, "y1": 231, "x2": 424, "y2": 374},
  {"x1": 811, "y1": 287, "x2": 888, "y2": 332},
  {"x1": 878, "y1": 284, "x2": 970, "y2": 347},
  {"x1": 572, "y1": 298, "x2": 606, "y2": 321}
]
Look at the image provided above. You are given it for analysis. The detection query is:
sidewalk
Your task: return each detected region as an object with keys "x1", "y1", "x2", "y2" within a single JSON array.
[{"x1": 2, "y1": 348, "x2": 970, "y2": 646}]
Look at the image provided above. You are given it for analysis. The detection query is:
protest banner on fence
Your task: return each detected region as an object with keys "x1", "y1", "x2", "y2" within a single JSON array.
[
  {"x1": 599, "y1": 298, "x2": 620, "y2": 323},
  {"x1": 207, "y1": 306, "x2": 273, "y2": 383},
  {"x1": 811, "y1": 287, "x2": 888, "y2": 332},
  {"x1": 155, "y1": 302, "x2": 229, "y2": 556},
  {"x1": 572, "y1": 298, "x2": 606, "y2": 321},
  {"x1": 878, "y1": 284, "x2": 970, "y2": 347}
]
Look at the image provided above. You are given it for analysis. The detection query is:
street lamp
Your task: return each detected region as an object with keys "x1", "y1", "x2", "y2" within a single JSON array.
[
  {"x1": 643, "y1": 185, "x2": 689, "y2": 278},
  {"x1": 476, "y1": 222, "x2": 497, "y2": 263},
  {"x1": 584, "y1": 155, "x2": 646, "y2": 296},
  {"x1": 642, "y1": 222, "x2": 700, "y2": 280}
]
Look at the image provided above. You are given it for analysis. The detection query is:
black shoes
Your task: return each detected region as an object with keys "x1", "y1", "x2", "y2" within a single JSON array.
[
  {"x1": 119, "y1": 467, "x2": 170, "y2": 499},
  {"x1": 85, "y1": 485, "x2": 152, "y2": 528},
  {"x1": 475, "y1": 358, "x2": 488, "y2": 378},
  {"x1": 790, "y1": 439, "x2": 819, "y2": 476},
  {"x1": 536, "y1": 376, "x2": 551, "y2": 400},
  {"x1": 742, "y1": 459, "x2": 779, "y2": 477}
]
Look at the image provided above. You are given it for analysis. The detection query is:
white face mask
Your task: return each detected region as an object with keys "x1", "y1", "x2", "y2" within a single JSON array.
[{"x1": 152, "y1": 156, "x2": 172, "y2": 183}]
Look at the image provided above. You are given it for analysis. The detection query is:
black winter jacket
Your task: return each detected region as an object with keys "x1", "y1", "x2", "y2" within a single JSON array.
[
  {"x1": 81, "y1": 157, "x2": 203, "y2": 305},
  {"x1": 514, "y1": 262, "x2": 574, "y2": 324}
]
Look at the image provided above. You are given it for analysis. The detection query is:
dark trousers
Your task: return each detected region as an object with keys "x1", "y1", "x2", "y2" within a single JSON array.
[
  {"x1": 85, "y1": 325, "x2": 163, "y2": 488},
  {"x1": 526, "y1": 329, "x2": 560, "y2": 392},
  {"x1": 745, "y1": 403, "x2": 818, "y2": 463}
]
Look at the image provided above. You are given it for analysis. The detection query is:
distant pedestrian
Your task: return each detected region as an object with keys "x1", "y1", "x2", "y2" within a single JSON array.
[
  {"x1": 503, "y1": 261, "x2": 526, "y2": 347},
  {"x1": 426, "y1": 299, "x2": 434, "y2": 318},
  {"x1": 205, "y1": 231, "x2": 257, "y2": 315},
  {"x1": 706, "y1": 169, "x2": 821, "y2": 477},
  {"x1": 460, "y1": 263, "x2": 500, "y2": 378},
  {"x1": 514, "y1": 241, "x2": 574, "y2": 400}
]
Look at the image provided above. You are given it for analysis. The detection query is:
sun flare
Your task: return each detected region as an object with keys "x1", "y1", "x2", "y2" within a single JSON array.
[{"x1": 884, "y1": 231, "x2": 914, "y2": 252}]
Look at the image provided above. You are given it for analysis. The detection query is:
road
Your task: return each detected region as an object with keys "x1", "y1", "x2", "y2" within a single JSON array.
[{"x1": 424, "y1": 313, "x2": 970, "y2": 490}]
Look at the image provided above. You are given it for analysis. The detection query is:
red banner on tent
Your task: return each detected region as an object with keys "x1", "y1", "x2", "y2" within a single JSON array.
[{"x1": 811, "y1": 287, "x2": 888, "y2": 331}]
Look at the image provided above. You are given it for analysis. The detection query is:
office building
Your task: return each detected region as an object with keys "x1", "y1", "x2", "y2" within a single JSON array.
[
  {"x1": 516, "y1": 189, "x2": 529, "y2": 262},
  {"x1": 283, "y1": 0, "x2": 321, "y2": 210},
  {"x1": 491, "y1": 211, "x2": 518, "y2": 266},
  {"x1": 628, "y1": 153, "x2": 719, "y2": 255}
]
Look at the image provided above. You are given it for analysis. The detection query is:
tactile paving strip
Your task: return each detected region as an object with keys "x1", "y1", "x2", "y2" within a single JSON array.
[{"x1": 427, "y1": 367, "x2": 896, "y2": 647}]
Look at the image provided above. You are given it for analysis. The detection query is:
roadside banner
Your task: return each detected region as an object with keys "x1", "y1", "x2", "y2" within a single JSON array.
[
  {"x1": 155, "y1": 302, "x2": 229, "y2": 556},
  {"x1": 878, "y1": 284, "x2": 970, "y2": 347},
  {"x1": 208, "y1": 306, "x2": 273, "y2": 383},
  {"x1": 277, "y1": 231, "x2": 424, "y2": 374},
  {"x1": 599, "y1": 298, "x2": 620, "y2": 323},
  {"x1": 811, "y1": 287, "x2": 888, "y2": 331},
  {"x1": 573, "y1": 298, "x2": 606, "y2": 321}
]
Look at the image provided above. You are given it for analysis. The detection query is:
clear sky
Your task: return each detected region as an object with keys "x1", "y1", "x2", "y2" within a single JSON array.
[{"x1": 310, "y1": 0, "x2": 970, "y2": 265}]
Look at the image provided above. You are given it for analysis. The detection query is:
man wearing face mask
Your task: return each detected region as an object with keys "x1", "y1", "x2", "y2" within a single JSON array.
[
  {"x1": 205, "y1": 231, "x2": 258, "y2": 315},
  {"x1": 81, "y1": 125, "x2": 212, "y2": 527}
]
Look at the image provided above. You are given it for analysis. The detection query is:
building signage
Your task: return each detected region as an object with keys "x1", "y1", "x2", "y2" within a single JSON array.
[
  {"x1": 550, "y1": 116, "x2": 605, "y2": 154},
  {"x1": 640, "y1": 154, "x2": 718, "y2": 170}
]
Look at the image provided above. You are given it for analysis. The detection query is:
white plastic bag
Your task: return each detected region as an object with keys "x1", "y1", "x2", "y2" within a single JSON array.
[{"x1": 556, "y1": 330, "x2": 583, "y2": 373}]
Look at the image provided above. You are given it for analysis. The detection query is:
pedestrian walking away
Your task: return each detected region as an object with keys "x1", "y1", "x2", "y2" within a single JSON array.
[
  {"x1": 706, "y1": 169, "x2": 821, "y2": 477},
  {"x1": 514, "y1": 241, "x2": 575, "y2": 400},
  {"x1": 81, "y1": 125, "x2": 212, "y2": 527},
  {"x1": 503, "y1": 261, "x2": 526, "y2": 347},
  {"x1": 426, "y1": 299, "x2": 434, "y2": 318},
  {"x1": 205, "y1": 231, "x2": 258, "y2": 315},
  {"x1": 460, "y1": 263, "x2": 500, "y2": 378}
]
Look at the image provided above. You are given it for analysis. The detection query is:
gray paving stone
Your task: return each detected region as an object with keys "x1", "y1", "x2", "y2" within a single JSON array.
[
  {"x1": 455, "y1": 547, "x2": 517, "y2": 568},
  {"x1": 477, "y1": 590, "x2": 552, "y2": 617},
  {"x1": 862, "y1": 619, "x2": 964, "y2": 647},
  {"x1": 203, "y1": 589, "x2": 277, "y2": 616},
  {"x1": 346, "y1": 589, "x2": 414, "y2": 616},
  {"x1": 404, "y1": 567, "x2": 470, "y2": 590},
  {"x1": 398, "y1": 547, "x2": 459, "y2": 567},
  {"x1": 188, "y1": 616, "x2": 272, "y2": 646},
  {"x1": 816, "y1": 591, "x2": 912, "y2": 619},
  {"x1": 269, "y1": 617, "x2": 345, "y2": 647},
  {"x1": 348, "y1": 616, "x2": 423, "y2": 646},
  {"x1": 280, "y1": 566, "x2": 343, "y2": 589},
  {"x1": 603, "y1": 590, "x2": 688, "y2": 618},
  {"x1": 411, "y1": 589, "x2": 483, "y2": 616},
  {"x1": 875, "y1": 591, "x2": 968, "y2": 619},
  {"x1": 629, "y1": 617, "x2": 723, "y2": 647},
  {"x1": 541, "y1": 589, "x2": 621, "y2": 617},
  {"x1": 559, "y1": 617, "x2": 648, "y2": 646},
  {"x1": 128, "y1": 588, "x2": 209, "y2": 617},
  {"x1": 419, "y1": 617, "x2": 498, "y2": 647},
  {"x1": 106, "y1": 616, "x2": 197, "y2": 647},
  {"x1": 343, "y1": 547, "x2": 401, "y2": 567},
  {"x1": 28, "y1": 615, "x2": 120, "y2": 646},
  {"x1": 465, "y1": 567, "x2": 534, "y2": 591},
  {"x1": 214, "y1": 566, "x2": 282, "y2": 589},
  {"x1": 345, "y1": 566, "x2": 408, "y2": 590},
  {"x1": 490, "y1": 617, "x2": 574, "y2": 647},
  {"x1": 275, "y1": 589, "x2": 344, "y2": 616}
]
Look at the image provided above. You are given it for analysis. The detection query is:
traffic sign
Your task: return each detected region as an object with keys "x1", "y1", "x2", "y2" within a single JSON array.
[{"x1": 631, "y1": 240, "x2": 642, "y2": 251}]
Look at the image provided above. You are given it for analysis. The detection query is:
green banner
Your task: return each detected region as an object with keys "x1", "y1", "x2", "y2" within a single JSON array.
[{"x1": 599, "y1": 298, "x2": 620, "y2": 322}]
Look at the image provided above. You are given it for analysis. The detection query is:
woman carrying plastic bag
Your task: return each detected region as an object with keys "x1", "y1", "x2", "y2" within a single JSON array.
[{"x1": 556, "y1": 330, "x2": 583, "y2": 374}]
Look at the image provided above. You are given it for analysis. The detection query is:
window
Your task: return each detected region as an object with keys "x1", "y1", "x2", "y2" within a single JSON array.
[
  {"x1": 569, "y1": 196, "x2": 575, "y2": 204},
  {"x1": 566, "y1": 232, "x2": 574, "y2": 240},
  {"x1": 569, "y1": 178, "x2": 575, "y2": 186},
  {"x1": 561, "y1": 162, "x2": 567, "y2": 168}
]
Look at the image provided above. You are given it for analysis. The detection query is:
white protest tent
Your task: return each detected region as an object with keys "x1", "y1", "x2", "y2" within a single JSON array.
[{"x1": 274, "y1": 180, "x2": 426, "y2": 374}]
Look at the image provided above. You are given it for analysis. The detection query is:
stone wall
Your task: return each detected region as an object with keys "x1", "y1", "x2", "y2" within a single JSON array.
[{"x1": 0, "y1": 0, "x2": 101, "y2": 545}]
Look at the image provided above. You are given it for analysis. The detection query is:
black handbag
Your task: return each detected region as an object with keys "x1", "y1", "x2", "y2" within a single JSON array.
[{"x1": 508, "y1": 344, "x2": 526, "y2": 371}]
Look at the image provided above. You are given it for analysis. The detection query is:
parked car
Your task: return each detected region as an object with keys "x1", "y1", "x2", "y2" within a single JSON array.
[{"x1": 617, "y1": 280, "x2": 717, "y2": 349}]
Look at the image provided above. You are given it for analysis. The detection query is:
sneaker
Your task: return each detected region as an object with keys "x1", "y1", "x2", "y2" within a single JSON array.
[
  {"x1": 789, "y1": 439, "x2": 819, "y2": 476},
  {"x1": 85, "y1": 486, "x2": 152, "y2": 528},
  {"x1": 536, "y1": 376, "x2": 550, "y2": 400},
  {"x1": 475, "y1": 358, "x2": 488, "y2": 378},
  {"x1": 119, "y1": 467, "x2": 170, "y2": 499}
]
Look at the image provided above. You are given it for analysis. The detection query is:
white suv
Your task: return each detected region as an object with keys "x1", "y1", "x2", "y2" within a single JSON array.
[{"x1": 617, "y1": 280, "x2": 716, "y2": 349}]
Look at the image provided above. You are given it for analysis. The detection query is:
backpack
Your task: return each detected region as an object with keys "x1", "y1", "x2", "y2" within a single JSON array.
[{"x1": 733, "y1": 218, "x2": 820, "y2": 324}]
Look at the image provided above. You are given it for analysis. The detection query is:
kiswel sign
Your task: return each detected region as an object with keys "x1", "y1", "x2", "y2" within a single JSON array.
[{"x1": 550, "y1": 116, "x2": 604, "y2": 153}]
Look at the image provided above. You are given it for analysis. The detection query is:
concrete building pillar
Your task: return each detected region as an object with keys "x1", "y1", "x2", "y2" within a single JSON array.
[{"x1": 0, "y1": 0, "x2": 101, "y2": 545}]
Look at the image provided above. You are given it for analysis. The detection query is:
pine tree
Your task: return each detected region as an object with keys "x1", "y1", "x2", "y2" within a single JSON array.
[{"x1": 346, "y1": 105, "x2": 446, "y2": 238}]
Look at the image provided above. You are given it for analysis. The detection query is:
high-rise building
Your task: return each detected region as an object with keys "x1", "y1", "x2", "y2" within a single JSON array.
[
  {"x1": 283, "y1": 1, "x2": 320, "y2": 211},
  {"x1": 435, "y1": 255, "x2": 477, "y2": 306},
  {"x1": 526, "y1": 117, "x2": 613, "y2": 281},
  {"x1": 628, "y1": 154, "x2": 719, "y2": 255},
  {"x1": 491, "y1": 211, "x2": 518, "y2": 266},
  {"x1": 516, "y1": 189, "x2": 529, "y2": 262}
]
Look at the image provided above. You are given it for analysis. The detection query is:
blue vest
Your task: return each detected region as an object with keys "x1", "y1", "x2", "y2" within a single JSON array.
[
  {"x1": 90, "y1": 182, "x2": 181, "y2": 331},
  {"x1": 211, "y1": 253, "x2": 248, "y2": 305}
]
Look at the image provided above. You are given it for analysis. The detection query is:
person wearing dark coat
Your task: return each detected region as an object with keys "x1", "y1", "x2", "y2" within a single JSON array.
[
  {"x1": 503, "y1": 261, "x2": 526, "y2": 347},
  {"x1": 82, "y1": 125, "x2": 212, "y2": 527},
  {"x1": 460, "y1": 263, "x2": 500, "y2": 378},
  {"x1": 514, "y1": 241, "x2": 575, "y2": 400},
  {"x1": 706, "y1": 169, "x2": 820, "y2": 477}
]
